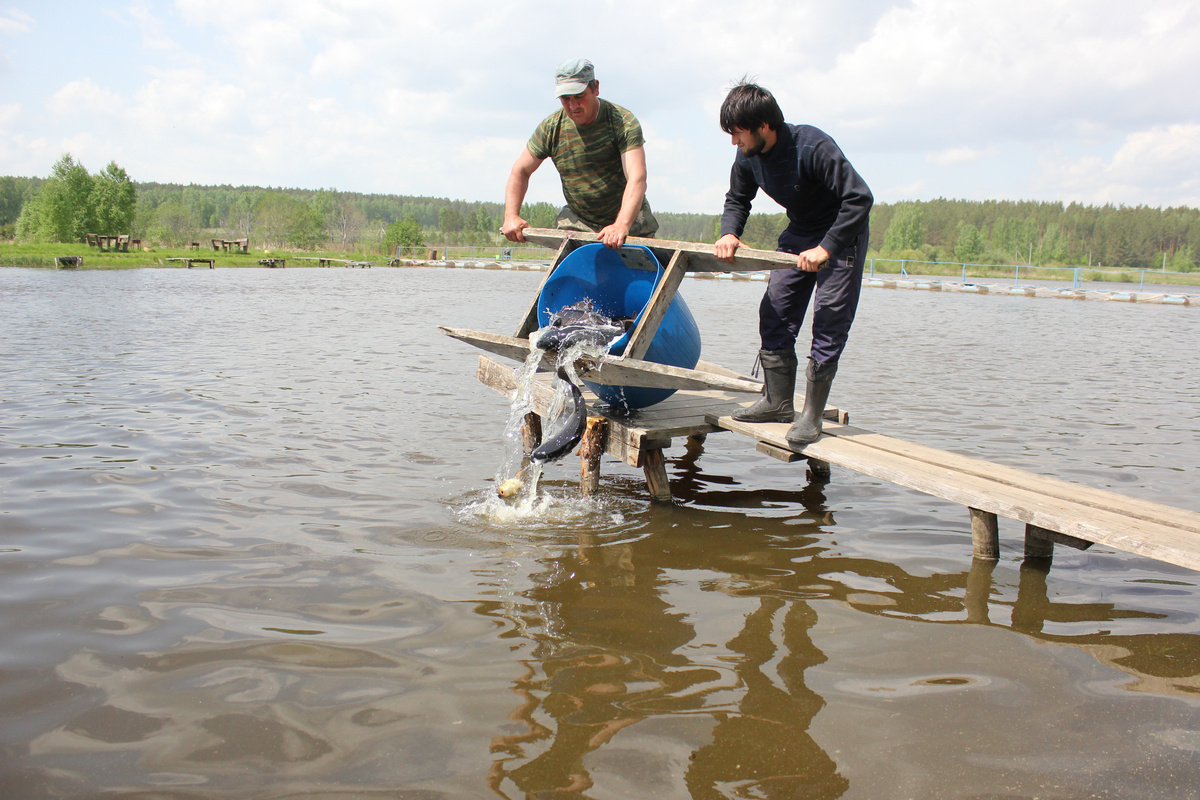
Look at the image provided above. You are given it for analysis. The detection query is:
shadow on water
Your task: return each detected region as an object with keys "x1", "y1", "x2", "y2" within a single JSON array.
[{"x1": 472, "y1": 440, "x2": 1200, "y2": 799}]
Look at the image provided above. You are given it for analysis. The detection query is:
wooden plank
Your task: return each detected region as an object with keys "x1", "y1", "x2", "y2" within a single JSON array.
[
  {"x1": 514, "y1": 237, "x2": 577, "y2": 339},
  {"x1": 442, "y1": 326, "x2": 762, "y2": 393},
  {"x1": 520, "y1": 228, "x2": 799, "y2": 274},
  {"x1": 709, "y1": 414, "x2": 1200, "y2": 571},
  {"x1": 625, "y1": 249, "x2": 688, "y2": 360},
  {"x1": 820, "y1": 423, "x2": 1200, "y2": 535}
]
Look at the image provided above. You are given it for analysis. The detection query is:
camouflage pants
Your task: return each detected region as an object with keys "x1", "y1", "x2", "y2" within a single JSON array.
[{"x1": 554, "y1": 200, "x2": 659, "y2": 239}]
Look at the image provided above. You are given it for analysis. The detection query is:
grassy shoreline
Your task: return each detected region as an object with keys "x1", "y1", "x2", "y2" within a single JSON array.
[{"x1": 5, "y1": 241, "x2": 1199, "y2": 288}]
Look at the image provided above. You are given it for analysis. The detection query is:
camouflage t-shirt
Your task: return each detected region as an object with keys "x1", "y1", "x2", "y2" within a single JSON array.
[{"x1": 527, "y1": 99, "x2": 645, "y2": 231}]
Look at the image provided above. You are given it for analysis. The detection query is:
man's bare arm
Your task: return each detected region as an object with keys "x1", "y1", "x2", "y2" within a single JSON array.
[{"x1": 501, "y1": 148, "x2": 545, "y2": 243}]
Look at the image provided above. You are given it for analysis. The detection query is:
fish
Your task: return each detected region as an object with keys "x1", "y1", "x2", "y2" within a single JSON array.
[
  {"x1": 529, "y1": 369, "x2": 588, "y2": 464},
  {"x1": 533, "y1": 322, "x2": 624, "y2": 352},
  {"x1": 496, "y1": 477, "x2": 523, "y2": 498}
]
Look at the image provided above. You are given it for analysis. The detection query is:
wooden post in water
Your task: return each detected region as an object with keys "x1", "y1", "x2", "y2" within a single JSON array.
[
  {"x1": 970, "y1": 507, "x2": 1000, "y2": 560},
  {"x1": 520, "y1": 412, "x2": 542, "y2": 455},
  {"x1": 579, "y1": 417, "x2": 608, "y2": 497},
  {"x1": 1024, "y1": 523, "x2": 1055, "y2": 559},
  {"x1": 642, "y1": 449, "x2": 672, "y2": 502}
]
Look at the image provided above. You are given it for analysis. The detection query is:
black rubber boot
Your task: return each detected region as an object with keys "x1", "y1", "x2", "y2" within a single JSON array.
[
  {"x1": 786, "y1": 358, "x2": 838, "y2": 447},
  {"x1": 732, "y1": 349, "x2": 797, "y2": 423}
]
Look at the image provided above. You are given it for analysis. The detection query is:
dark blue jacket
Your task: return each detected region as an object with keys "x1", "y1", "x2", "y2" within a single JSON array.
[{"x1": 720, "y1": 123, "x2": 873, "y2": 259}]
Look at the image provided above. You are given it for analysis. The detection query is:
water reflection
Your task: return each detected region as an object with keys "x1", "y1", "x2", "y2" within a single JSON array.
[{"x1": 479, "y1": 449, "x2": 1200, "y2": 798}]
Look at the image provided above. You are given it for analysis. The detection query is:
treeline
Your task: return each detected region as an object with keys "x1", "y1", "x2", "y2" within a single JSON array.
[{"x1": 3, "y1": 158, "x2": 1198, "y2": 270}]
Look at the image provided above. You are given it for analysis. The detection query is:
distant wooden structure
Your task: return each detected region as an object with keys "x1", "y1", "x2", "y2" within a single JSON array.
[
  {"x1": 86, "y1": 234, "x2": 138, "y2": 252},
  {"x1": 211, "y1": 238, "x2": 249, "y2": 253},
  {"x1": 54, "y1": 256, "x2": 83, "y2": 269},
  {"x1": 166, "y1": 257, "x2": 215, "y2": 269},
  {"x1": 258, "y1": 258, "x2": 286, "y2": 268},
  {"x1": 447, "y1": 229, "x2": 1200, "y2": 572},
  {"x1": 295, "y1": 257, "x2": 374, "y2": 268}
]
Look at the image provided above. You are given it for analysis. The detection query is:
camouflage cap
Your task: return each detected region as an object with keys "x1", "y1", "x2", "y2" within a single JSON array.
[{"x1": 554, "y1": 58, "x2": 595, "y2": 97}]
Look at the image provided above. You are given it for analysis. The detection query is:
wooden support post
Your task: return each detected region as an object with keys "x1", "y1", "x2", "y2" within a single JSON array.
[
  {"x1": 579, "y1": 417, "x2": 608, "y2": 497},
  {"x1": 1026, "y1": 524, "x2": 1094, "y2": 551},
  {"x1": 625, "y1": 249, "x2": 688, "y2": 361},
  {"x1": 807, "y1": 457, "x2": 832, "y2": 481},
  {"x1": 1024, "y1": 523, "x2": 1055, "y2": 559},
  {"x1": 520, "y1": 412, "x2": 542, "y2": 455},
  {"x1": 969, "y1": 507, "x2": 1000, "y2": 560},
  {"x1": 642, "y1": 449, "x2": 672, "y2": 503}
]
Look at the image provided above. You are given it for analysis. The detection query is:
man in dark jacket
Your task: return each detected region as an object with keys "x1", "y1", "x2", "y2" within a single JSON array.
[{"x1": 714, "y1": 81, "x2": 873, "y2": 448}]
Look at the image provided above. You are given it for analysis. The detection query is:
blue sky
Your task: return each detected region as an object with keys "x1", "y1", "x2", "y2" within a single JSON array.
[{"x1": 3, "y1": 0, "x2": 1199, "y2": 214}]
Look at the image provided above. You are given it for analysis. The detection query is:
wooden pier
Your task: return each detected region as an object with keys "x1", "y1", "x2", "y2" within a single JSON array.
[
  {"x1": 165, "y1": 257, "x2": 215, "y2": 269},
  {"x1": 295, "y1": 257, "x2": 374, "y2": 268},
  {"x1": 449, "y1": 229, "x2": 1200, "y2": 573}
]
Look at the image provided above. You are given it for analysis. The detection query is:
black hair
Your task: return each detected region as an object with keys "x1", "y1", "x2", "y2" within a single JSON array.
[{"x1": 719, "y1": 80, "x2": 784, "y2": 134}]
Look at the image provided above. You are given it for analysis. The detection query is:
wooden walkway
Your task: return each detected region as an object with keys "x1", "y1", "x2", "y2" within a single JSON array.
[
  {"x1": 477, "y1": 351, "x2": 1200, "y2": 571},
  {"x1": 457, "y1": 229, "x2": 1200, "y2": 573},
  {"x1": 712, "y1": 415, "x2": 1200, "y2": 572}
]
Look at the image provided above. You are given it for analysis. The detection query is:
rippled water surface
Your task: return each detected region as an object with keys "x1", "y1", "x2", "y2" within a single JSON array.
[{"x1": 2, "y1": 266, "x2": 1199, "y2": 799}]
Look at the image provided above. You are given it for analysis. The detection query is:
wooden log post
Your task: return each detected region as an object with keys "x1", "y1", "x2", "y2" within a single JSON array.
[
  {"x1": 642, "y1": 449, "x2": 672, "y2": 503},
  {"x1": 520, "y1": 412, "x2": 542, "y2": 455},
  {"x1": 579, "y1": 417, "x2": 608, "y2": 497},
  {"x1": 807, "y1": 457, "x2": 832, "y2": 482},
  {"x1": 1024, "y1": 523, "x2": 1055, "y2": 559},
  {"x1": 969, "y1": 507, "x2": 1000, "y2": 560}
]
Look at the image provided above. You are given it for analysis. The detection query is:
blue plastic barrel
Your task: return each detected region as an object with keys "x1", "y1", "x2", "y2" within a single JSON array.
[{"x1": 537, "y1": 242, "x2": 701, "y2": 409}]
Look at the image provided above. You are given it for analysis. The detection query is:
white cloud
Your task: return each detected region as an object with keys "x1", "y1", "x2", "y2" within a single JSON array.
[
  {"x1": 3, "y1": 0, "x2": 1200, "y2": 209},
  {"x1": 48, "y1": 78, "x2": 124, "y2": 117},
  {"x1": 927, "y1": 147, "x2": 996, "y2": 167},
  {"x1": 1038, "y1": 124, "x2": 1200, "y2": 206},
  {"x1": 0, "y1": 8, "x2": 33, "y2": 33}
]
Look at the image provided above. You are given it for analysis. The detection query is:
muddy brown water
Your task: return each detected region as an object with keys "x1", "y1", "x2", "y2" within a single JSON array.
[{"x1": 2, "y1": 266, "x2": 1198, "y2": 799}]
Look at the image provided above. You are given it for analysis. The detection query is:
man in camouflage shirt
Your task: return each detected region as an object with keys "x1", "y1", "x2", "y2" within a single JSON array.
[{"x1": 502, "y1": 58, "x2": 658, "y2": 249}]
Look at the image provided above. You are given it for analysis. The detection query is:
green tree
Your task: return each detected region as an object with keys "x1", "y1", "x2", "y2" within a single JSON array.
[
  {"x1": 953, "y1": 222, "x2": 984, "y2": 263},
  {"x1": 148, "y1": 200, "x2": 200, "y2": 247},
  {"x1": 0, "y1": 176, "x2": 32, "y2": 225},
  {"x1": 16, "y1": 153, "x2": 95, "y2": 243},
  {"x1": 882, "y1": 203, "x2": 925, "y2": 253},
  {"x1": 520, "y1": 202, "x2": 558, "y2": 230},
  {"x1": 252, "y1": 191, "x2": 323, "y2": 249},
  {"x1": 385, "y1": 214, "x2": 425, "y2": 255},
  {"x1": 1171, "y1": 244, "x2": 1195, "y2": 273},
  {"x1": 471, "y1": 205, "x2": 495, "y2": 234},
  {"x1": 439, "y1": 207, "x2": 464, "y2": 233},
  {"x1": 91, "y1": 162, "x2": 137, "y2": 236}
]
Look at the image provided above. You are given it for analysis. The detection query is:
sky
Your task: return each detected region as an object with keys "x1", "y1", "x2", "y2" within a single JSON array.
[{"x1": 3, "y1": 0, "x2": 1200, "y2": 215}]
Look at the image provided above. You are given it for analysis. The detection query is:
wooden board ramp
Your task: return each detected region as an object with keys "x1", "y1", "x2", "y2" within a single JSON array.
[
  {"x1": 442, "y1": 327, "x2": 762, "y2": 394},
  {"x1": 710, "y1": 414, "x2": 1200, "y2": 572},
  {"x1": 450, "y1": 229, "x2": 1200, "y2": 573}
]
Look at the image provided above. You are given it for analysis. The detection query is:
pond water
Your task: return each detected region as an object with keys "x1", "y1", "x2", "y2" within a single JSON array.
[{"x1": 2, "y1": 265, "x2": 1199, "y2": 799}]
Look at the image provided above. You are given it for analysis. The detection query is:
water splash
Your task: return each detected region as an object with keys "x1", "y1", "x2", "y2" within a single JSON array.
[{"x1": 489, "y1": 302, "x2": 625, "y2": 512}]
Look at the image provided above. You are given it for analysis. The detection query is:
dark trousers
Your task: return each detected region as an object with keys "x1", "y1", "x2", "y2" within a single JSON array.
[{"x1": 758, "y1": 228, "x2": 867, "y2": 362}]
